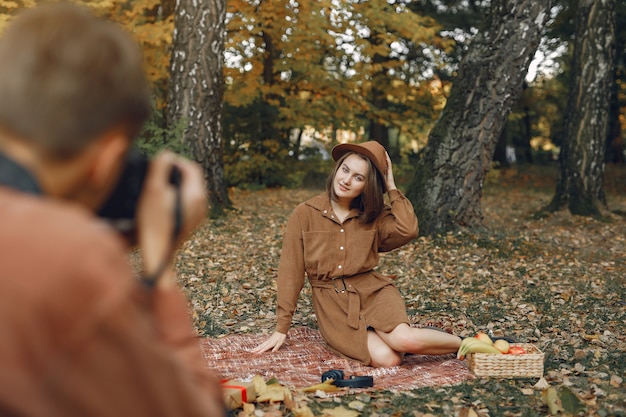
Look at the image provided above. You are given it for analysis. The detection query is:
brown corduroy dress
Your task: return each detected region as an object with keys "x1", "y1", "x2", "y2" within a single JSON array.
[{"x1": 275, "y1": 189, "x2": 419, "y2": 365}]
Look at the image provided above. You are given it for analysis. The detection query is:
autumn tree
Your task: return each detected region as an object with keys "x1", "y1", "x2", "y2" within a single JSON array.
[
  {"x1": 168, "y1": 0, "x2": 231, "y2": 216},
  {"x1": 223, "y1": 0, "x2": 447, "y2": 183},
  {"x1": 405, "y1": 0, "x2": 554, "y2": 235},
  {"x1": 545, "y1": 0, "x2": 616, "y2": 216},
  {"x1": 346, "y1": 1, "x2": 448, "y2": 153}
]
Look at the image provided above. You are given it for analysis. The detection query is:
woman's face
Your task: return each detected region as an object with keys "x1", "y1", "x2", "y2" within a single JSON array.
[{"x1": 333, "y1": 153, "x2": 369, "y2": 202}]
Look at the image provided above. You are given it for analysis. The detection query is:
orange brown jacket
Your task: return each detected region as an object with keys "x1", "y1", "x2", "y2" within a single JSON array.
[{"x1": 0, "y1": 185, "x2": 225, "y2": 417}]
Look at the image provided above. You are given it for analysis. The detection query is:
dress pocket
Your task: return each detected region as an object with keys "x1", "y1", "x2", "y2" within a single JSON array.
[
  {"x1": 348, "y1": 229, "x2": 377, "y2": 269},
  {"x1": 303, "y1": 231, "x2": 330, "y2": 276}
]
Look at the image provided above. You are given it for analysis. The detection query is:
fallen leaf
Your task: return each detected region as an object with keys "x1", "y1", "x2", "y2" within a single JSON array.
[
  {"x1": 541, "y1": 388, "x2": 563, "y2": 415},
  {"x1": 321, "y1": 406, "x2": 360, "y2": 417},
  {"x1": 301, "y1": 380, "x2": 341, "y2": 393},
  {"x1": 292, "y1": 406, "x2": 315, "y2": 417},
  {"x1": 237, "y1": 403, "x2": 255, "y2": 417},
  {"x1": 458, "y1": 408, "x2": 479, "y2": 417},
  {"x1": 534, "y1": 377, "x2": 549, "y2": 390},
  {"x1": 558, "y1": 385, "x2": 586, "y2": 415},
  {"x1": 347, "y1": 400, "x2": 366, "y2": 411},
  {"x1": 256, "y1": 384, "x2": 289, "y2": 403},
  {"x1": 252, "y1": 374, "x2": 268, "y2": 397},
  {"x1": 610, "y1": 375, "x2": 623, "y2": 387}
]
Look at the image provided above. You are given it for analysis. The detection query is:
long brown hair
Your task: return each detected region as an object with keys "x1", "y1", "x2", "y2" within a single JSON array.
[{"x1": 326, "y1": 152, "x2": 385, "y2": 223}]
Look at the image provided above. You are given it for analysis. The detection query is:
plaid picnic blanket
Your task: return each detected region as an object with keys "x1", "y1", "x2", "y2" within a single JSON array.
[{"x1": 200, "y1": 327, "x2": 474, "y2": 392}]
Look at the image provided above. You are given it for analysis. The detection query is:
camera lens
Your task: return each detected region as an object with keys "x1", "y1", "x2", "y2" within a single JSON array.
[
  {"x1": 97, "y1": 148, "x2": 149, "y2": 231},
  {"x1": 321, "y1": 370, "x2": 344, "y2": 383}
]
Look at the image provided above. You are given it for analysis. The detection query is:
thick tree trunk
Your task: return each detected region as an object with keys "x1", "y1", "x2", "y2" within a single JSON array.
[
  {"x1": 167, "y1": 0, "x2": 231, "y2": 216},
  {"x1": 406, "y1": 0, "x2": 552, "y2": 235},
  {"x1": 546, "y1": 0, "x2": 615, "y2": 216}
]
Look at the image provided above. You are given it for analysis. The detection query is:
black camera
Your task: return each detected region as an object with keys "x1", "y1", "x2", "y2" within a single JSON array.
[
  {"x1": 98, "y1": 148, "x2": 149, "y2": 233},
  {"x1": 321, "y1": 369, "x2": 374, "y2": 388},
  {"x1": 98, "y1": 148, "x2": 181, "y2": 237}
]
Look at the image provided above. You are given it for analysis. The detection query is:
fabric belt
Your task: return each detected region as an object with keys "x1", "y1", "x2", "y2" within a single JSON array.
[{"x1": 310, "y1": 278, "x2": 360, "y2": 329}]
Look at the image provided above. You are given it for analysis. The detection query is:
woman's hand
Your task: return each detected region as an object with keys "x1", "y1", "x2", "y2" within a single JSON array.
[
  {"x1": 384, "y1": 152, "x2": 397, "y2": 191},
  {"x1": 252, "y1": 331, "x2": 287, "y2": 353}
]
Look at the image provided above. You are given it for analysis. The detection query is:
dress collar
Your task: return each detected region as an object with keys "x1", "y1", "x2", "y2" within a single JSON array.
[{"x1": 305, "y1": 192, "x2": 359, "y2": 222}]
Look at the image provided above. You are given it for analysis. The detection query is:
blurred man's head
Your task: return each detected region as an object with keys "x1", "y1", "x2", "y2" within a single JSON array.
[
  {"x1": 0, "y1": 3, "x2": 151, "y2": 210},
  {"x1": 0, "y1": 2, "x2": 150, "y2": 160}
]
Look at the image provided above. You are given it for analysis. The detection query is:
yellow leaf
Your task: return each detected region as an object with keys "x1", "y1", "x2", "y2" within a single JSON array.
[
  {"x1": 255, "y1": 384, "x2": 289, "y2": 403},
  {"x1": 541, "y1": 388, "x2": 563, "y2": 415},
  {"x1": 321, "y1": 406, "x2": 360, "y2": 417},
  {"x1": 251, "y1": 374, "x2": 267, "y2": 396},
  {"x1": 292, "y1": 406, "x2": 315, "y2": 417},
  {"x1": 347, "y1": 400, "x2": 366, "y2": 411},
  {"x1": 238, "y1": 402, "x2": 255, "y2": 417},
  {"x1": 301, "y1": 380, "x2": 340, "y2": 393}
]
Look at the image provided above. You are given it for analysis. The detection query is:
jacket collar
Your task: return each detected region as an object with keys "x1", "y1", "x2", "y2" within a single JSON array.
[
  {"x1": 305, "y1": 192, "x2": 360, "y2": 222},
  {"x1": 304, "y1": 192, "x2": 330, "y2": 212},
  {"x1": 0, "y1": 152, "x2": 43, "y2": 195}
]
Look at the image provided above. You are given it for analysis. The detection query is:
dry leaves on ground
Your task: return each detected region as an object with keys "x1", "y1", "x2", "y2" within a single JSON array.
[{"x1": 174, "y1": 165, "x2": 625, "y2": 416}]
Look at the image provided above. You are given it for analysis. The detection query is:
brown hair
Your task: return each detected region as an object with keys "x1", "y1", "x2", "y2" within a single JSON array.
[
  {"x1": 0, "y1": 3, "x2": 150, "y2": 159},
  {"x1": 326, "y1": 152, "x2": 385, "y2": 223}
]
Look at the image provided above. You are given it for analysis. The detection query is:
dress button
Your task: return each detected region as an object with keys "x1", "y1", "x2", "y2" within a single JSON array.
[
  {"x1": 340, "y1": 229, "x2": 344, "y2": 233},
  {"x1": 331, "y1": 215, "x2": 335, "y2": 219},
  {"x1": 340, "y1": 246, "x2": 344, "y2": 250},
  {"x1": 338, "y1": 265, "x2": 342, "y2": 269},
  {"x1": 323, "y1": 210, "x2": 328, "y2": 214}
]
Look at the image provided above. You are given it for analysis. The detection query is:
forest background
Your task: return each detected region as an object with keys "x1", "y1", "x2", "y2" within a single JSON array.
[
  {"x1": 1, "y1": 0, "x2": 624, "y2": 416},
  {"x1": 1, "y1": 0, "x2": 624, "y2": 198}
]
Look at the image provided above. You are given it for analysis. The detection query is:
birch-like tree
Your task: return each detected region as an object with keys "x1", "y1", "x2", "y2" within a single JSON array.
[
  {"x1": 405, "y1": 0, "x2": 554, "y2": 235},
  {"x1": 168, "y1": 0, "x2": 230, "y2": 216}
]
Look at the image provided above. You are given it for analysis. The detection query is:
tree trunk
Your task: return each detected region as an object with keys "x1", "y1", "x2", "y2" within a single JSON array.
[
  {"x1": 167, "y1": 0, "x2": 231, "y2": 216},
  {"x1": 405, "y1": 0, "x2": 552, "y2": 235},
  {"x1": 368, "y1": 34, "x2": 391, "y2": 152},
  {"x1": 546, "y1": 0, "x2": 615, "y2": 216}
]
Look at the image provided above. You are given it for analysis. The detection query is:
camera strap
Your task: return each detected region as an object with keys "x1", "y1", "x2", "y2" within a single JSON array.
[
  {"x1": 331, "y1": 375, "x2": 374, "y2": 388},
  {"x1": 170, "y1": 166, "x2": 182, "y2": 241}
]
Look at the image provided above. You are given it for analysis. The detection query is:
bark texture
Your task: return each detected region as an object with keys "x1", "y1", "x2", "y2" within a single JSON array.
[
  {"x1": 547, "y1": 0, "x2": 615, "y2": 216},
  {"x1": 405, "y1": 0, "x2": 552, "y2": 235},
  {"x1": 168, "y1": 0, "x2": 231, "y2": 216}
]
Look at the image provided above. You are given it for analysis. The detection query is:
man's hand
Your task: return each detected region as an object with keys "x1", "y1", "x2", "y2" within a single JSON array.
[
  {"x1": 136, "y1": 151, "x2": 207, "y2": 286},
  {"x1": 252, "y1": 331, "x2": 287, "y2": 353}
]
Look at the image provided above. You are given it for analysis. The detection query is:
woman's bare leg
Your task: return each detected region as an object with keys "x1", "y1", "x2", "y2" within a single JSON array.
[
  {"x1": 375, "y1": 323, "x2": 461, "y2": 356},
  {"x1": 367, "y1": 329, "x2": 403, "y2": 367}
]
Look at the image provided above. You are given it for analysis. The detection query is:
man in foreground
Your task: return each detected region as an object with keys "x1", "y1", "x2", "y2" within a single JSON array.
[{"x1": 0, "y1": 3, "x2": 224, "y2": 416}]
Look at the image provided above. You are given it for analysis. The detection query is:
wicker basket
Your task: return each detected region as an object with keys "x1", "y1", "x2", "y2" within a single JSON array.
[{"x1": 467, "y1": 343, "x2": 544, "y2": 378}]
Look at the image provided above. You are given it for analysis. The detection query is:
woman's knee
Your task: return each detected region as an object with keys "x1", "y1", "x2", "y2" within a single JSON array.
[
  {"x1": 370, "y1": 350, "x2": 403, "y2": 368},
  {"x1": 389, "y1": 328, "x2": 427, "y2": 353},
  {"x1": 368, "y1": 330, "x2": 403, "y2": 367}
]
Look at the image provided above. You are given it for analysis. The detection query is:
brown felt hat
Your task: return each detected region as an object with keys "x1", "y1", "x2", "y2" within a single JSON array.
[{"x1": 331, "y1": 141, "x2": 388, "y2": 179}]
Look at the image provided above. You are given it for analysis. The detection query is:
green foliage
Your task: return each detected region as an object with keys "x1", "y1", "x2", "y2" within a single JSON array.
[
  {"x1": 224, "y1": 139, "x2": 291, "y2": 189},
  {"x1": 224, "y1": 0, "x2": 451, "y2": 159},
  {"x1": 135, "y1": 101, "x2": 188, "y2": 157},
  {"x1": 223, "y1": 136, "x2": 334, "y2": 189}
]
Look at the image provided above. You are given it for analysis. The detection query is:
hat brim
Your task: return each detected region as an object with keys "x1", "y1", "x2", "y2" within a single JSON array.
[{"x1": 331, "y1": 143, "x2": 387, "y2": 178}]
